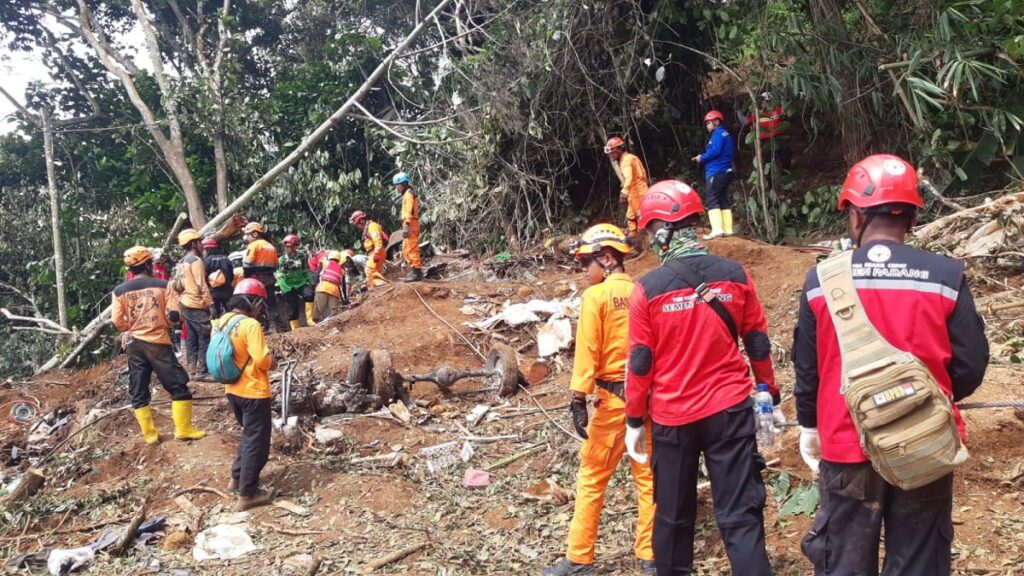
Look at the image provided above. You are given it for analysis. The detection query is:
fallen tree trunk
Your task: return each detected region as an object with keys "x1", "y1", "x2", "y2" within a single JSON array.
[{"x1": 36, "y1": 0, "x2": 454, "y2": 374}]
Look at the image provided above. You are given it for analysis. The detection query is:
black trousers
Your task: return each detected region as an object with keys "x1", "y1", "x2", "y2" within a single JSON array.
[
  {"x1": 211, "y1": 292, "x2": 232, "y2": 319},
  {"x1": 703, "y1": 171, "x2": 734, "y2": 210},
  {"x1": 281, "y1": 285, "x2": 313, "y2": 322},
  {"x1": 228, "y1": 394, "x2": 272, "y2": 497},
  {"x1": 126, "y1": 339, "x2": 192, "y2": 409},
  {"x1": 651, "y1": 397, "x2": 771, "y2": 576},
  {"x1": 180, "y1": 305, "x2": 212, "y2": 373},
  {"x1": 802, "y1": 461, "x2": 954, "y2": 576}
]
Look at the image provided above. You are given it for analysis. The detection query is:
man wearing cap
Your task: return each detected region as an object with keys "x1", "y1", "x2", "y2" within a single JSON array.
[
  {"x1": 114, "y1": 247, "x2": 205, "y2": 444},
  {"x1": 175, "y1": 229, "x2": 214, "y2": 380},
  {"x1": 393, "y1": 172, "x2": 424, "y2": 282}
]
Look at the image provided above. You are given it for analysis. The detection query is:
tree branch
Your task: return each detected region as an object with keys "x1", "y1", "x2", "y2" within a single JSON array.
[
  {"x1": 0, "y1": 86, "x2": 40, "y2": 127},
  {"x1": 351, "y1": 102, "x2": 476, "y2": 144},
  {"x1": 1, "y1": 308, "x2": 73, "y2": 335}
]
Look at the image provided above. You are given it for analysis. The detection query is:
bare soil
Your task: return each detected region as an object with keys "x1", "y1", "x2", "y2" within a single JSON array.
[{"x1": 2, "y1": 237, "x2": 1022, "y2": 575}]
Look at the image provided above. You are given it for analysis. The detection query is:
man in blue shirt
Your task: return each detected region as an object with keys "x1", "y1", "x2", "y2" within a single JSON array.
[{"x1": 691, "y1": 110, "x2": 736, "y2": 239}]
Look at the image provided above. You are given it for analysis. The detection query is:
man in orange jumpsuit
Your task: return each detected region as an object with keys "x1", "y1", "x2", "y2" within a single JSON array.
[
  {"x1": 543, "y1": 224, "x2": 656, "y2": 576},
  {"x1": 349, "y1": 210, "x2": 388, "y2": 289},
  {"x1": 393, "y1": 172, "x2": 423, "y2": 282},
  {"x1": 241, "y1": 222, "x2": 281, "y2": 331},
  {"x1": 605, "y1": 136, "x2": 649, "y2": 253}
]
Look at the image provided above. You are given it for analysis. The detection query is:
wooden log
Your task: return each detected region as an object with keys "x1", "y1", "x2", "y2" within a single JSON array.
[
  {"x1": 363, "y1": 541, "x2": 429, "y2": 572},
  {"x1": 114, "y1": 500, "x2": 147, "y2": 557}
]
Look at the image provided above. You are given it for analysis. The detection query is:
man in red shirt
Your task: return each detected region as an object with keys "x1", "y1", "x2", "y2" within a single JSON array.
[
  {"x1": 793, "y1": 155, "x2": 988, "y2": 576},
  {"x1": 624, "y1": 180, "x2": 779, "y2": 575}
]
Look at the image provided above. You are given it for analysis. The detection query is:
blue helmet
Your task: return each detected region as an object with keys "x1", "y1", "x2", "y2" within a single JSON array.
[{"x1": 392, "y1": 172, "x2": 411, "y2": 185}]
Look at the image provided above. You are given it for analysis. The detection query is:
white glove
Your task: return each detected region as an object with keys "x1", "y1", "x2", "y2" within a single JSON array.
[
  {"x1": 772, "y1": 406, "x2": 787, "y2": 431},
  {"x1": 625, "y1": 424, "x2": 648, "y2": 465},
  {"x1": 800, "y1": 427, "x2": 821, "y2": 475}
]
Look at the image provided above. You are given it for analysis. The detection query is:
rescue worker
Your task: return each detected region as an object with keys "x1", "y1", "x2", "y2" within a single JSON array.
[
  {"x1": 691, "y1": 110, "x2": 736, "y2": 239},
  {"x1": 202, "y1": 237, "x2": 234, "y2": 320},
  {"x1": 793, "y1": 154, "x2": 989, "y2": 576},
  {"x1": 746, "y1": 91, "x2": 791, "y2": 176},
  {"x1": 113, "y1": 246, "x2": 206, "y2": 444},
  {"x1": 624, "y1": 180, "x2": 779, "y2": 576},
  {"x1": 241, "y1": 222, "x2": 281, "y2": 330},
  {"x1": 604, "y1": 136, "x2": 649, "y2": 251},
  {"x1": 349, "y1": 210, "x2": 388, "y2": 289},
  {"x1": 175, "y1": 228, "x2": 214, "y2": 380},
  {"x1": 313, "y1": 250, "x2": 352, "y2": 322},
  {"x1": 276, "y1": 234, "x2": 314, "y2": 330},
  {"x1": 394, "y1": 172, "x2": 424, "y2": 282},
  {"x1": 217, "y1": 278, "x2": 278, "y2": 512},
  {"x1": 543, "y1": 224, "x2": 655, "y2": 576},
  {"x1": 229, "y1": 250, "x2": 245, "y2": 288}
]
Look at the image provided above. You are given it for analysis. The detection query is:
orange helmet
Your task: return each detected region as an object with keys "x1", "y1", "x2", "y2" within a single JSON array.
[
  {"x1": 123, "y1": 246, "x2": 153, "y2": 266},
  {"x1": 603, "y1": 136, "x2": 625, "y2": 154},
  {"x1": 573, "y1": 223, "x2": 631, "y2": 258},
  {"x1": 178, "y1": 228, "x2": 201, "y2": 246},
  {"x1": 243, "y1": 222, "x2": 265, "y2": 235},
  {"x1": 283, "y1": 234, "x2": 301, "y2": 247},
  {"x1": 703, "y1": 110, "x2": 725, "y2": 123}
]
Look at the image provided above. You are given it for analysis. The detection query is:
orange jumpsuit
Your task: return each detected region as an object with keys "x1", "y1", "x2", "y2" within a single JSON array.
[
  {"x1": 618, "y1": 152, "x2": 648, "y2": 236},
  {"x1": 566, "y1": 272, "x2": 655, "y2": 565},
  {"x1": 362, "y1": 220, "x2": 388, "y2": 288},
  {"x1": 401, "y1": 189, "x2": 422, "y2": 270}
]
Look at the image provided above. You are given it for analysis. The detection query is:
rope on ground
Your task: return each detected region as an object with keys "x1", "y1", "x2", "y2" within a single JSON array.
[
  {"x1": 958, "y1": 399, "x2": 1024, "y2": 410},
  {"x1": 408, "y1": 285, "x2": 486, "y2": 360}
]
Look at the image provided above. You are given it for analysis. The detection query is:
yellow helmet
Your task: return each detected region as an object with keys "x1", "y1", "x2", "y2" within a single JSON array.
[
  {"x1": 243, "y1": 222, "x2": 265, "y2": 235},
  {"x1": 327, "y1": 250, "x2": 343, "y2": 261},
  {"x1": 178, "y1": 228, "x2": 201, "y2": 246},
  {"x1": 124, "y1": 246, "x2": 153, "y2": 266},
  {"x1": 573, "y1": 223, "x2": 631, "y2": 258}
]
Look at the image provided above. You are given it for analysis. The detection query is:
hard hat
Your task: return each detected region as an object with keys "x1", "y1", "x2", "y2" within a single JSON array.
[
  {"x1": 243, "y1": 222, "x2": 265, "y2": 235},
  {"x1": 150, "y1": 248, "x2": 164, "y2": 261},
  {"x1": 233, "y1": 278, "x2": 268, "y2": 299},
  {"x1": 638, "y1": 180, "x2": 705, "y2": 228},
  {"x1": 343, "y1": 248, "x2": 355, "y2": 257},
  {"x1": 703, "y1": 110, "x2": 725, "y2": 123},
  {"x1": 228, "y1": 250, "x2": 245, "y2": 266},
  {"x1": 392, "y1": 172, "x2": 411, "y2": 185},
  {"x1": 760, "y1": 91, "x2": 773, "y2": 101},
  {"x1": 327, "y1": 250, "x2": 343, "y2": 261},
  {"x1": 349, "y1": 210, "x2": 367, "y2": 225},
  {"x1": 201, "y1": 237, "x2": 218, "y2": 249},
  {"x1": 838, "y1": 154, "x2": 923, "y2": 211},
  {"x1": 123, "y1": 246, "x2": 153, "y2": 266},
  {"x1": 178, "y1": 228, "x2": 201, "y2": 246},
  {"x1": 603, "y1": 136, "x2": 625, "y2": 154},
  {"x1": 574, "y1": 223, "x2": 631, "y2": 258},
  {"x1": 283, "y1": 234, "x2": 301, "y2": 247}
]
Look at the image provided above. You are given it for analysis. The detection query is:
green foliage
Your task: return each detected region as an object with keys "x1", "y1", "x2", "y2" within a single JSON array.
[{"x1": 771, "y1": 471, "x2": 820, "y2": 517}]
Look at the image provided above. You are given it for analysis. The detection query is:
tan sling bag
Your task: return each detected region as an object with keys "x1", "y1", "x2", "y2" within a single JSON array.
[{"x1": 817, "y1": 251, "x2": 968, "y2": 490}]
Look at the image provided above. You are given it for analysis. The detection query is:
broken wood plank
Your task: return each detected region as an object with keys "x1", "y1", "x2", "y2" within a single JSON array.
[
  {"x1": 363, "y1": 541, "x2": 430, "y2": 572},
  {"x1": 114, "y1": 501, "x2": 147, "y2": 557}
]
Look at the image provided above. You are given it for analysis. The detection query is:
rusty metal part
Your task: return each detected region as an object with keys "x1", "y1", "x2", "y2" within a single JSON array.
[
  {"x1": 487, "y1": 343, "x2": 521, "y2": 397},
  {"x1": 369, "y1": 350, "x2": 402, "y2": 407},
  {"x1": 352, "y1": 345, "x2": 524, "y2": 400}
]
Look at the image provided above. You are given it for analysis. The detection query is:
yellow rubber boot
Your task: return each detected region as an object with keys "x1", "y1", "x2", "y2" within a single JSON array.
[
  {"x1": 133, "y1": 406, "x2": 161, "y2": 445},
  {"x1": 289, "y1": 319, "x2": 301, "y2": 331},
  {"x1": 172, "y1": 400, "x2": 207, "y2": 441},
  {"x1": 305, "y1": 302, "x2": 315, "y2": 326},
  {"x1": 722, "y1": 209, "x2": 734, "y2": 236},
  {"x1": 703, "y1": 209, "x2": 723, "y2": 240}
]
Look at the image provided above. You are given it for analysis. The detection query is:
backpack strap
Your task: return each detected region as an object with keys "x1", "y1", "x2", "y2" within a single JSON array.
[
  {"x1": 664, "y1": 258, "x2": 739, "y2": 343},
  {"x1": 815, "y1": 251, "x2": 914, "y2": 393}
]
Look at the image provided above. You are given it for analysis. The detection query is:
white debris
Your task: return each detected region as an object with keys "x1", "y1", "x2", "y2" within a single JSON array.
[
  {"x1": 537, "y1": 317, "x2": 573, "y2": 357},
  {"x1": 467, "y1": 297, "x2": 581, "y2": 330},
  {"x1": 47, "y1": 547, "x2": 94, "y2": 575},
  {"x1": 193, "y1": 524, "x2": 258, "y2": 561},
  {"x1": 314, "y1": 426, "x2": 345, "y2": 444}
]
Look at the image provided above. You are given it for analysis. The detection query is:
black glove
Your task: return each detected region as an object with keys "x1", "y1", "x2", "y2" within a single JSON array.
[{"x1": 570, "y1": 396, "x2": 589, "y2": 439}]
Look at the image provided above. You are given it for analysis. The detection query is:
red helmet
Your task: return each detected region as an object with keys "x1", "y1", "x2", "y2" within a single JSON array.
[
  {"x1": 349, "y1": 210, "x2": 367, "y2": 225},
  {"x1": 638, "y1": 180, "x2": 705, "y2": 228},
  {"x1": 283, "y1": 234, "x2": 300, "y2": 247},
  {"x1": 603, "y1": 136, "x2": 625, "y2": 154},
  {"x1": 838, "y1": 154, "x2": 922, "y2": 211},
  {"x1": 703, "y1": 110, "x2": 725, "y2": 123},
  {"x1": 233, "y1": 278, "x2": 267, "y2": 299},
  {"x1": 201, "y1": 237, "x2": 218, "y2": 249}
]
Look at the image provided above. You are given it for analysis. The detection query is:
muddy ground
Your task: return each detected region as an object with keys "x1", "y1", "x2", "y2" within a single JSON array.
[{"x1": 1, "y1": 237, "x2": 1022, "y2": 575}]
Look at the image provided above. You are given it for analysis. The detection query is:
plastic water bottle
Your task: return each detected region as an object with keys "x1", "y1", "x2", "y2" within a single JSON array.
[{"x1": 754, "y1": 383, "x2": 775, "y2": 448}]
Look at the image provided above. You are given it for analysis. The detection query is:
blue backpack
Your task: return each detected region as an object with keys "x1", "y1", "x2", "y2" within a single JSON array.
[{"x1": 206, "y1": 314, "x2": 250, "y2": 383}]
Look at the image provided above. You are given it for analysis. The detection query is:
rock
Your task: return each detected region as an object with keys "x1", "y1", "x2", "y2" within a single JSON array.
[
  {"x1": 516, "y1": 285, "x2": 534, "y2": 299},
  {"x1": 314, "y1": 426, "x2": 345, "y2": 444},
  {"x1": 554, "y1": 283, "x2": 573, "y2": 297}
]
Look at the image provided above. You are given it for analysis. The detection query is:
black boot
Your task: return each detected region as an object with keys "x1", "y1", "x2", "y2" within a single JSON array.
[
  {"x1": 541, "y1": 558, "x2": 595, "y2": 576},
  {"x1": 403, "y1": 268, "x2": 423, "y2": 282}
]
